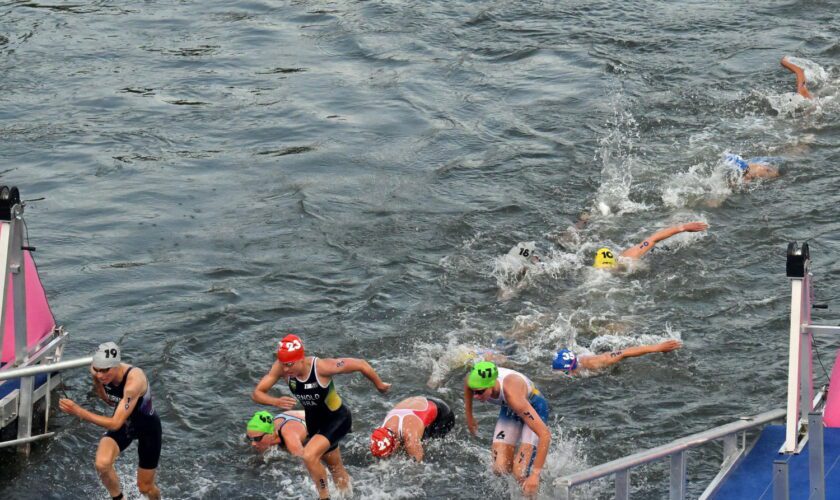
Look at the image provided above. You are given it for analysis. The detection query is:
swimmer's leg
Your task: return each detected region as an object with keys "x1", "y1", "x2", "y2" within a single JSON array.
[
  {"x1": 491, "y1": 408, "x2": 521, "y2": 476},
  {"x1": 137, "y1": 468, "x2": 161, "y2": 500},
  {"x1": 781, "y1": 56, "x2": 812, "y2": 99},
  {"x1": 302, "y1": 435, "x2": 334, "y2": 500},
  {"x1": 491, "y1": 442, "x2": 515, "y2": 476},
  {"x1": 512, "y1": 443, "x2": 536, "y2": 483},
  {"x1": 94, "y1": 436, "x2": 123, "y2": 498},
  {"x1": 322, "y1": 447, "x2": 351, "y2": 494}
]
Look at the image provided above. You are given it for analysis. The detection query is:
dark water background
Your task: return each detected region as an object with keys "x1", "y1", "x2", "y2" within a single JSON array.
[{"x1": 2, "y1": 0, "x2": 840, "y2": 498}]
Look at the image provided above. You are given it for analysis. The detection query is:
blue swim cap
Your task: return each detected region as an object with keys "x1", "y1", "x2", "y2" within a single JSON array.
[
  {"x1": 552, "y1": 349, "x2": 578, "y2": 371},
  {"x1": 724, "y1": 154, "x2": 749, "y2": 172}
]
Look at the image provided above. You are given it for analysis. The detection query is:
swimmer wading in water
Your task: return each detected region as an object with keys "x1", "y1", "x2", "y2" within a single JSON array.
[
  {"x1": 252, "y1": 334, "x2": 391, "y2": 500},
  {"x1": 464, "y1": 362, "x2": 550, "y2": 497}
]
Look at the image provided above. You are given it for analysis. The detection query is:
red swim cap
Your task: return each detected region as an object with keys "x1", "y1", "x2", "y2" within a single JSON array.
[
  {"x1": 370, "y1": 427, "x2": 397, "y2": 458},
  {"x1": 277, "y1": 334, "x2": 305, "y2": 363}
]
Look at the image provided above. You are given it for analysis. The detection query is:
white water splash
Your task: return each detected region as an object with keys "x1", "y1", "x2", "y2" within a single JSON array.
[{"x1": 592, "y1": 88, "x2": 651, "y2": 218}]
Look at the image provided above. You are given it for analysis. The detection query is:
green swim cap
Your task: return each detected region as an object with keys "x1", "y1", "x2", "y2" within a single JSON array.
[
  {"x1": 247, "y1": 411, "x2": 275, "y2": 435},
  {"x1": 468, "y1": 361, "x2": 499, "y2": 390}
]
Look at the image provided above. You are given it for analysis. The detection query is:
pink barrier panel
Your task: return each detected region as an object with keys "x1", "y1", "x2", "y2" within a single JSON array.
[
  {"x1": 824, "y1": 351, "x2": 840, "y2": 427},
  {"x1": 0, "y1": 251, "x2": 57, "y2": 364}
]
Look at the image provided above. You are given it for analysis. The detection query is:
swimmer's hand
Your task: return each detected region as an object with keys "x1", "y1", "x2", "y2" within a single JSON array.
[
  {"x1": 656, "y1": 340, "x2": 682, "y2": 353},
  {"x1": 467, "y1": 415, "x2": 478, "y2": 436},
  {"x1": 522, "y1": 472, "x2": 540, "y2": 496},
  {"x1": 274, "y1": 396, "x2": 298, "y2": 410},
  {"x1": 680, "y1": 222, "x2": 708, "y2": 232},
  {"x1": 376, "y1": 382, "x2": 391, "y2": 394},
  {"x1": 59, "y1": 398, "x2": 81, "y2": 417}
]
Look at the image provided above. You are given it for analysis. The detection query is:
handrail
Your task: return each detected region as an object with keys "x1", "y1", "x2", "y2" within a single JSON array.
[
  {"x1": 557, "y1": 408, "x2": 786, "y2": 487},
  {"x1": 803, "y1": 325, "x2": 840, "y2": 335},
  {"x1": 0, "y1": 356, "x2": 92, "y2": 382}
]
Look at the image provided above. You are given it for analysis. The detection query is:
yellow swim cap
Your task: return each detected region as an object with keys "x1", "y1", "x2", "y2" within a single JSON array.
[{"x1": 593, "y1": 247, "x2": 617, "y2": 268}]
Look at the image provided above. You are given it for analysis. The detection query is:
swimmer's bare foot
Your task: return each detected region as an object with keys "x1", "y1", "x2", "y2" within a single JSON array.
[
  {"x1": 781, "y1": 57, "x2": 812, "y2": 99},
  {"x1": 655, "y1": 340, "x2": 682, "y2": 353}
]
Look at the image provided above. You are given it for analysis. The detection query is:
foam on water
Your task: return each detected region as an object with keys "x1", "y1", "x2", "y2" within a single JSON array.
[
  {"x1": 661, "y1": 160, "x2": 733, "y2": 208},
  {"x1": 592, "y1": 86, "x2": 652, "y2": 219},
  {"x1": 493, "y1": 241, "x2": 582, "y2": 299}
]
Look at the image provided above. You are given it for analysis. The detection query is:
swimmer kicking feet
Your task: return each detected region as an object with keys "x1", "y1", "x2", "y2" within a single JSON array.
[
  {"x1": 593, "y1": 221, "x2": 708, "y2": 270},
  {"x1": 552, "y1": 339, "x2": 682, "y2": 374}
]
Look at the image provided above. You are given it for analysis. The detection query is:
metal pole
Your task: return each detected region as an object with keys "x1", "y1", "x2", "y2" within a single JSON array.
[
  {"x1": 0, "y1": 356, "x2": 93, "y2": 381},
  {"x1": 11, "y1": 206, "x2": 27, "y2": 367},
  {"x1": 784, "y1": 278, "x2": 803, "y2": 453},
  {"x1": 773, "y1": 460, "x2": 789, "y2": 500},
  {"x1": 0, "y1": 432, "x2": 56, "y2": 449},
  {"x1": 44, "y1": 372, "x2": 51, "y2": 433},
  {"x1": 670, "y1": 451, "x2": 687, "y2": 500},
  {"x1": 615, "y1": 470, "x2": 629, "y2": 500},
  {"x1": 556, "y1": 483, "x2": 572, "y2": 500},
  {"x1": 723, "y1": 433, "x2": 737, "y2": 463},
  {"x1": 808, "y1": 412, "x2": 825, "y2": 500},
  {"x1": 16, "y1": 375, "x2": 34, "y2": 456},
  {"x1": 799, "y1": 274, "x2": 813, "y2": 428}
]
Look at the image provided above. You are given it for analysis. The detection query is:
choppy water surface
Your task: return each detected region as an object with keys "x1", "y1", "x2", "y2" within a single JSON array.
[{"x1": 2, "y1": 1, "x2": 840, "y2": 498}]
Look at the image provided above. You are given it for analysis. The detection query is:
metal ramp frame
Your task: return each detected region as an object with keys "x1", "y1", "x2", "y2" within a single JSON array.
[{"x1": 0, "y1": 186, "x2": 91, "y2": 455}]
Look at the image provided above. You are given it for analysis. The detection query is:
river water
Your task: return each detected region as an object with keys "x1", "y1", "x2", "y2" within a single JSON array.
[{"x1": 2, "y1": 1, "x2": 840, "y2": 498}]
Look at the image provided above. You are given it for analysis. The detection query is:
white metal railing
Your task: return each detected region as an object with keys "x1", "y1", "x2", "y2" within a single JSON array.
[
  {"x1": 0, "y1": 355, "x2": 92, "y2": 382},
  {"x1": 555, "y1": 408, "x2": 787, "y2": 500}
]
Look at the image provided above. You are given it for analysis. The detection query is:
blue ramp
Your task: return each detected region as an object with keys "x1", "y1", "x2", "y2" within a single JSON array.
[{"x1": 713, "y1": 425, "x2": 840, "y2": 499}]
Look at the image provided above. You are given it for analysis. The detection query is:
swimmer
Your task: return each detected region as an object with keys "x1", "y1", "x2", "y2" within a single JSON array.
[
  {"x1": 723, "y1": 153, "x2": 781, "y2": 182},
  {"x1": 464, "y1": 362, "x2": 550, "y2": 497},
  {"x1": 781, "y1": 56, "x2": 812, "y2": 99},
  {"x1": 252, "y1": 334, "x2": 391, "y2": 500},
  {"x1": 245, "y1": 410, "x2": 308, "y2": 457},
  {"x1": 58, "y1": 342, "x2": 162, "y2": 500},
  {"x1": 593, "y1": 221, "x2": 708, "y2": 270},
  {"x1": 426, "y1": 337, "x2": 518, "y2": 389},
  {"x1": 369, "y1": 396, "x2": 455, "y2": 461},
  {"x1": 552, "y1": 339, "x2": 682, "y2": 374},
  {"x1": 499, "y1": 242, "x2": 541, "y2": 283}
]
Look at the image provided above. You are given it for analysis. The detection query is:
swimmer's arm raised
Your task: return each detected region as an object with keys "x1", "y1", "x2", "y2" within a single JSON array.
[
  {"x1": 318, "y1": 358, "x2": 391, "y2": 393},
  {"x1": 252, "y1": 361, "x2": 297, "y2": 410},
  {"x1": 781, "y1": 57, "x2": 812, "y2": 99},
  {"x1": 620, "y1": 222, "x2": 708, "y2": 259}
]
